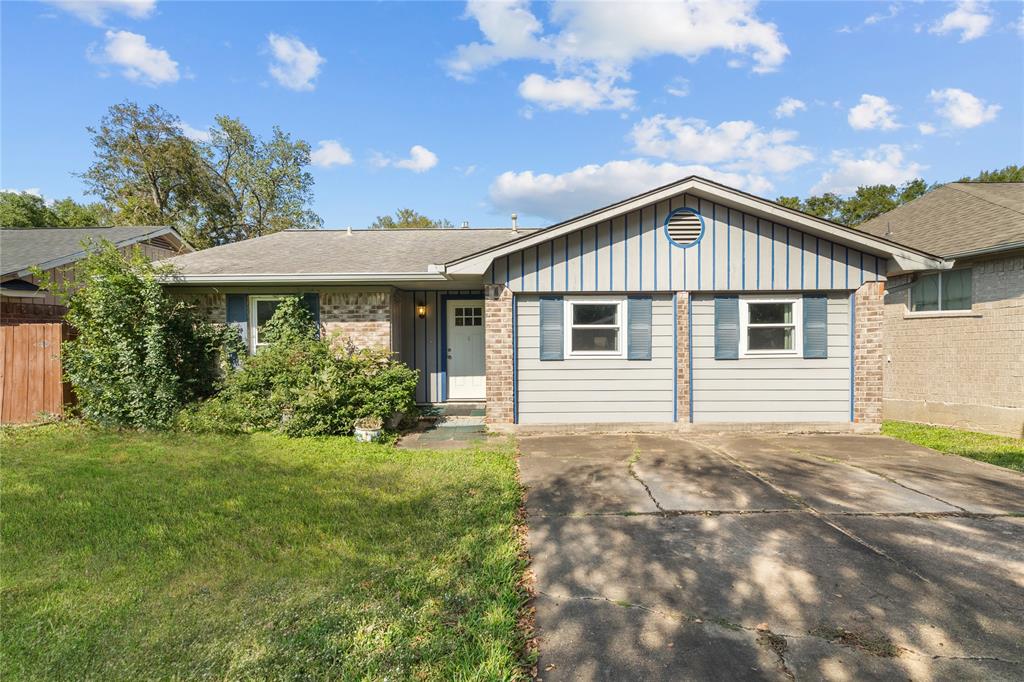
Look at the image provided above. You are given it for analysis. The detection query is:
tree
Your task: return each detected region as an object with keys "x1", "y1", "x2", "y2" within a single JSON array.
[
  {"x1": 959, "y1": 165, "x2": 1023, "y2": 182},
  {"x1": 369, "y1": 208, "x2": 453, "y2": 230},
  {"x1": 777, "y1": 179, "x2": 928, "y2": 226},
  {"x1": 50, "y1": 198, "x2": 114, "y2": 226},
  {"x1": 0, "y1": 192, "x2": 59, "y2": 226}
]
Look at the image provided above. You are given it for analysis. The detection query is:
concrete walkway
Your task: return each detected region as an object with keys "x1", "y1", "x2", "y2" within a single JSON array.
[{"x1": 520, "y1": 433, "x2": 1024, "y2": 681}]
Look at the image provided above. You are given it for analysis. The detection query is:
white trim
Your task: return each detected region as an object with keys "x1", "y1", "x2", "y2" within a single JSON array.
[
  {"x1": 903, "y1": 310, "x2": 982, "y2": 319},
  {"x1": 564, "y1": 296, "x2": 626, "y2": 358},
  {"x1": 739, "y1": 296, "x2": 802, "y2": 358},
  {"x1": 160, "y1": 272, "x2": 448, "y2": 284},
  {"x1": 248, "y1": 295, "x2": 287, "y2": 353}
]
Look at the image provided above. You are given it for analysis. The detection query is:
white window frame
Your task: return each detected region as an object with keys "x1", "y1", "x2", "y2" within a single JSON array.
[
  {"x1": 564, "y1": 297, "x2": 627, "y2": 358},
  {"x1": 248, "y1": 295, "x2": 287, "y2": 353},
  {"x1": 909, "y1": 269, "x2": 973, "y2": 313},
  {"x1": 739, "y1": 296, "x2": 802, "y2": 358}
]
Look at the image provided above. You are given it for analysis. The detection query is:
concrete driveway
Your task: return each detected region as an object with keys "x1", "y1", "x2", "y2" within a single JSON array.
[{"x1": 519, "y1": 433, "x2": 1024, "y2": 681}]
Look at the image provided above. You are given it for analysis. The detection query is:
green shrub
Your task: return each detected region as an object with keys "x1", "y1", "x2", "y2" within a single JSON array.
[{"x1": 37, "y1": 240, "x2": 232, "y2": 429}]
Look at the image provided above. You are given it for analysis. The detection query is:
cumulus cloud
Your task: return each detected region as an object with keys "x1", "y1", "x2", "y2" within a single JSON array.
[
  {"x1": 810, "y1": 145, "x2": 925, "y2": 195},
  {"x1": 47, "y1": 0, "x2": 155, "y2": 27},
  {"x1": 847, "y1": 94, "x2": 900, "y2": 131},
  {"x1": 267, "y1": 34, "x2": 324, "y2": 91},
  {"x1": 92, "y1": 30, "x2": 179, "y2": 85},
  {"x1": 373, "y1": 145, "x2": 438, "y2": 173},
  {"x1": 179, "y1": 122, "x2": 211, "y2": 142},
  {"x1": 928, "y1": 87, "x2": 1000, "y2": 128},
  {"x1": 630, "y1": 115, "x2": 814, "y2": 174},
  {"x1": 930, "y1": 1, "x2": 993, "y2": 42},
  {"x1": 774, "y1": 97, "x2": 806, "y2": 118},
  {"x1": 518, "y1": 73, "x2": 635, "y2": 111},
  {"x1": 489, "y1": 159, "x2": 773, "y2": 221},
  {"x1": 310, "y1": 140, "x2": 354, "y2": 168}
]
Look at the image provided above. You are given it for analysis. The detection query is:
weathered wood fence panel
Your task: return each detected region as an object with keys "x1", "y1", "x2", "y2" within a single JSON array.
[{"x1": 0, "y1": 322, "x2": 69, "y2": 423}]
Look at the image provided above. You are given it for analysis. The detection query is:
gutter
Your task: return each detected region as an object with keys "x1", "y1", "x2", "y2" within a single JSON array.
[
  {"x1": 160, "y1": 271, "x2": 450, "y2": 285},
  {"x1": 943, "y1": 241, "x2": 1024, "y2": 261}
]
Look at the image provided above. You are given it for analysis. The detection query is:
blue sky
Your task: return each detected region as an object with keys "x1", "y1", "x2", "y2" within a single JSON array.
[{"x1": 2, "y1": 1, "x2": 1022, "y2": 228}]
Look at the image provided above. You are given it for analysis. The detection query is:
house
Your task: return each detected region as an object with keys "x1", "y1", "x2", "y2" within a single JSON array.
[
  {"x1": 858, "y1": 183, "x2": 1024, "y2": 437},
  {"x1": 163, "y1": 176, "x2": 944, "y2": 431},
  {"x1": 0, "y1": 226, "x2": 191, "y2": 423}
]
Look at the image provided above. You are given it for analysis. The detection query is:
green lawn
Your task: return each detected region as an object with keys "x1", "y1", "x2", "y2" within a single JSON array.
[
  {"x1": 882, "y1": 421, "x2": 1024, "y2": 472},
  {"x1": 0, "y1": 425, "x2": 530, "y2": 680}
]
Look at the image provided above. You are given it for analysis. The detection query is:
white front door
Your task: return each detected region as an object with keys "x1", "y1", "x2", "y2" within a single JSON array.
[{"x1": 446, "y1": 300, "x2": 486, "y2": 401}]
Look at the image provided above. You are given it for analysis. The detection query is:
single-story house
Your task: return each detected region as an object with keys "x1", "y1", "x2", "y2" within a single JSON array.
[
  {"x1": 857, "y1": 182, "x2": 1023, "y2": 437},
  {"x1": 164, "y1": 176, "x2": 947, "y2": 431}
]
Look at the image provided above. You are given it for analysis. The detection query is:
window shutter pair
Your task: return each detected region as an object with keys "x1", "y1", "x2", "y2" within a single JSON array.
[
  {"x1": 537, "y1": 296, "x2": 653, "y2": 361},
  {"x1": 711, "y1": 295, "x2": 828, "y2": 360}
]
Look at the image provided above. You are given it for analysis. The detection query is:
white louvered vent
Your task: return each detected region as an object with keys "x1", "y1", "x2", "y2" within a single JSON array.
[{"x1": 666, "y1": 210, "x2": 703, "y2": 246}]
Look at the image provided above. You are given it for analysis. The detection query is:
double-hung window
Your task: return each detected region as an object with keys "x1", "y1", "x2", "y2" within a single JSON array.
[
  {"x1": 566, "y1": 299, "x2": 623, "y2": 356},
  {"x1": 740, "y1": 298, "x2": 801, "y2": 356},
  {"x1": 249, "y1": 295, "x2": 286, "y2": 352},
  {"x1": 910, "y1": 269, "x2": 972, "y2": 312}
]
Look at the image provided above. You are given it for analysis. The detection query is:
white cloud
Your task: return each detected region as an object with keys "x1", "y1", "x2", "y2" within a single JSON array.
[
  {"x1": 917, "y1": 122, "x2": 937, "y2": 135},
  {"x1": 47, "y1": 0, "x2": 155, "y2": 27},
  {"x1": 810, "y1": 145, "x2": 925, "y2": 195},
  {"x1": 774, "y1": 97, "x2": 806, "y2": 118},
  {"x1": 518, "y1": 73, "x2": 635, "y2": 111},
  {"x1": 840, "y1": 3, "x2": 901, "y2": 32},
  {"x1": 928, "y1": 87, "x2": 1000, "y2": 128},
  {"x1": 847, "y1": 94, "x2": 900, "y2": 131},
  {"x1": 373, "y1": 145, "x2": 438, "y2": 173},
  {"x1": 310, "y1": 140, "x2": 354, "y2": 168},
  {"x1": 930, "y1": 0, "x2": 993, "y2": 42},
  {"x1": 92, "y1": 30, "x2": 179, "y2": 85},
  {"x1": 630, "y1": 115, "x2": 814, "y2": 174},
  {"x1": 1, "y1": 187, "x2": 44, "y2": 197},
  {"x1": 179, "y1": 122, "x2": 211, "y2": 142},
  {"x1": 267, "y1": 34, "x2": 324, "y2": 91},
  {"x1": 489, "y1": 159, "x2": 773, "y2": 221},
  {"x1": 665, "y1": 77, "x2": 689, "y2": 98}
]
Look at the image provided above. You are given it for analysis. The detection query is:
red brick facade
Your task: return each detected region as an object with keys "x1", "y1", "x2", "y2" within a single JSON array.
[
  {"x1": 853, "y1": 281, "x2": 885, "y2": 425},
  {"x1": 484, "y1": 284, "x2": 514, "y2": 424},
  {"x1": 0, "y1": 301, "x2": 66, "y2": 324}
]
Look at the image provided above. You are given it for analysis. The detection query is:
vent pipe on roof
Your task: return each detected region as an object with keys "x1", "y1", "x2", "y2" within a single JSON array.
[
  {"x1": 346, "y1": 225, "x2": 353, "y2": 235},
  {"x1": 511, "y1": 213, "x2": 518, "y2": 232},
  {"x1": 462, "y1": 221, "x2": 469, "y2": 229},
  {"x1": 885, "y1": 221, "x2": 892, "y2": 237}
]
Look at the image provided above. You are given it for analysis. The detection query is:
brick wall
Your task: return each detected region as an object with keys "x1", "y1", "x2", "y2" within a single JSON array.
[
  {"x1": 882, "y1": 255, "x2": 1024, "y2": 436},
  {"x1": 676, "y1": 292, "x2": 690, "y2": 423},
  {"x1": 484, "y1": 284, "x2": 514, "y2": 424},
  {"x1": 1, "y1": 300, "x2": 66, "y2": 323},
  {"x1": 321, "y1": 291, "x2": 391, "y2": 350},
  {"x1": 854, "y1": 281, "x2": 885, "y2": 425},
  {"x1": 175, "y1": 293, "x2": 226, "y2": 326}
]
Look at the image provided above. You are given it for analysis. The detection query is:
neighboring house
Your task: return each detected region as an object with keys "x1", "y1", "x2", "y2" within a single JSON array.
[
  {"x1": 164, "y1": 176, "x2": 944, "y2": 430},
  {"x1": 858, "y1": 183, "x2": 1024, "y2": 437},
  {"x1": 0, "y1": 226, "x2": 191, "y2": 423}
]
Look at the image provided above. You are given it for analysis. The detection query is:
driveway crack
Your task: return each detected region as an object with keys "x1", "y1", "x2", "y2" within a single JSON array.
[{"x1": 628, "y1": 441, "x2": 665, "y2": 514}]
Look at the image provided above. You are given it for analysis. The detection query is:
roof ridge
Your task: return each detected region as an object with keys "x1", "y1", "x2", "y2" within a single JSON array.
[{"x1": 945, "y1": 183, "x2": 1024, "y2": 217}]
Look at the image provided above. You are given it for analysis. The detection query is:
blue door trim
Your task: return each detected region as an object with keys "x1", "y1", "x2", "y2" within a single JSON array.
[{"x1": 439, "y1": 293, "x2": 485, "y2": 403}]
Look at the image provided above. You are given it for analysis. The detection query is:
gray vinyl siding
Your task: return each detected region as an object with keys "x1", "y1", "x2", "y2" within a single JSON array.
[
  {"x1": 690, "y1": 293, "x2": 852, "y2": 423},
  {"x1": 395, "y1": 289, "x2": 481, "y2": 404},
  {"x1": 516, "y1": 294, "x2": 675, "y2": 424},
  {"x1": 486, "y1": 192, "x2": 886, "y2": 293}
]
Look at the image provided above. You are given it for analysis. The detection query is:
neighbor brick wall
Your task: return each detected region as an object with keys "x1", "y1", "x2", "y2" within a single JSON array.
[
  {"x1": 676, "y1": 292, "x2": 690, "y2": 423},
  {"x1": 853, "y1": 281, "x2": 884, "y2": 425},
  {"x1": 882, "y1": 255, "x2": 1024, "y2": 436},
  {"x1": 321, "y1": 291, "x2": 391, "y2": 350},
  {"x1": 1, "y1": 300, "x2": 66, "y2": 323},
  {"x1": 484, "y1": 284, "x2": 514, "y2": 424}
]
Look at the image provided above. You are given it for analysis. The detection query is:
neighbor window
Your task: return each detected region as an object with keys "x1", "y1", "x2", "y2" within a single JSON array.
[
  {"x1": 249, "y1": 295, "x2": 286, "y2": 351},
  {"x1": 910, "y1": 269, "x2": 972, "y2": 312},
  {"x1": 567, "y1": 299, "x2": 622, "y2": 355},
  {"x1": 740, "y1": 298, "x2": 801, "y2": 356}
]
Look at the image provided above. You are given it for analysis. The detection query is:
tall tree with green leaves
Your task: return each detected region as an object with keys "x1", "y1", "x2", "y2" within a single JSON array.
[
  {"x1": 959, "y1": 165, "x2": 1023, "y2": 182},
  {"x1": 0, "y1": 192, "x2": 113, "y2": 227},
  {"x1": 369, "y1": 208, "x2": 453, "y2": 230}
]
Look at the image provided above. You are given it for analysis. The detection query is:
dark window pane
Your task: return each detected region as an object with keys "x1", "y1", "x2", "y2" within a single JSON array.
[
  {"x1": 573, "y1": 303, "x2": 617, "y2": 325},
  {"x1": 942, "y1": 269, "x2": 972, "y2": 310},
  {"x1": 911, "y1": 274, "x2": 939, "y2": 312},
  {"x1": 255, "y1": 299, "x2": 281, "y2": 327},
  {"x1": 748, "y1": 327, "x2": 793, "y2": 351},
  {"x1": 572, "y1": 328, "x2": 619, "y2": 352},
  {"x1": 748, "y1": 302, "x2": 792, "y2": 324}
]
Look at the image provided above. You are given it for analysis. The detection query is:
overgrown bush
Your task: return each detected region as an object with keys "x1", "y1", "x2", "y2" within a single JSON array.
[
  {"x1": 179, "y1": 297, "x2": 418, "y2": 437},
  {"x1": 37, "y1": 240, "x2": 232, "y2": 429}
]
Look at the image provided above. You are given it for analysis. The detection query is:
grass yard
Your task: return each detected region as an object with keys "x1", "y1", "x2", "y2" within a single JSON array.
[
  {"x1": 0, "y1": 425, "x2": 530, "y2": 680},
  {"x1": 882, "y1": 421, "x2": 1024, "y2": 472}
]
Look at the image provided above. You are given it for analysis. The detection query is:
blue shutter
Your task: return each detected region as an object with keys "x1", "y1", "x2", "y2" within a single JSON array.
[
  {"x1": 714, "y1": 296, "x2": 739, "y2": 360},
  {"x1": 539, "y1": 296, "x2": 563, "y2": 361},
  {"x1": 803, "y1": 295, "x2": 828, "y2": 359},
  {"x1": 226, "y1": 294, "x2": 249, "y2": 361},
  {"x1": 301, "y1": 292, "x2": 321, "y2": 338},
  {"x1": 627, "y1": 296, "x2": 652, "y2": 360}
]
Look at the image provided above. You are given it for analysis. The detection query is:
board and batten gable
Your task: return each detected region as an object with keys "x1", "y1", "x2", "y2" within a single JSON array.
[
  {"x1": 485, "y1": 193, "x2": 886, "y2": 293},
  {"x1": 690, "y1": 293, "x2": 852, "y2": 423},
  {"x1": 515, "y1": 294, "x2": 676, "y2": 424}
]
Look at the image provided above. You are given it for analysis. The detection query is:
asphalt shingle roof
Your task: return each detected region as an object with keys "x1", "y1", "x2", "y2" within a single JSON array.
[
  {"x1": 857, "y1": 183, "x2": 1024, "y2": 257},
  {"x1": 1, "y1": 226, "x2": 176, "y2": 277},
  {"x1": 166, "y1": 228, "x2": 538, "y2": 276}
]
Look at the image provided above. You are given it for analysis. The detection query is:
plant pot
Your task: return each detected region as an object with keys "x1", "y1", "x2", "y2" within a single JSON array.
[{"x1": 354, "y1": 427, "x2": 382, "y2": 443}]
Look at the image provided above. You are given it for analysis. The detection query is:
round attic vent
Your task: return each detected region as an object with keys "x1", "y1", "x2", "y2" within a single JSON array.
[{"x1": 663, "y1": 208, "x2": 705, "y2": 248}]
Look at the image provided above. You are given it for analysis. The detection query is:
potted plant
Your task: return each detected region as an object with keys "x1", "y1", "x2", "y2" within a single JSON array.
[{"x1": 354, "y1": 415, "x2": 383, "y2": 442}]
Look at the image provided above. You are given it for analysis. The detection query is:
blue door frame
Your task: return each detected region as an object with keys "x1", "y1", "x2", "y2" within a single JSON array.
[{"x1": 439, "y1": 294, "x2": 485, "y2": 402}]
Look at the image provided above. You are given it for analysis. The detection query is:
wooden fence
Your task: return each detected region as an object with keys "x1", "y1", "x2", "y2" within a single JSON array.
[{"x1": 0, "y1": 322, "x2": 70, "y2": 423}]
